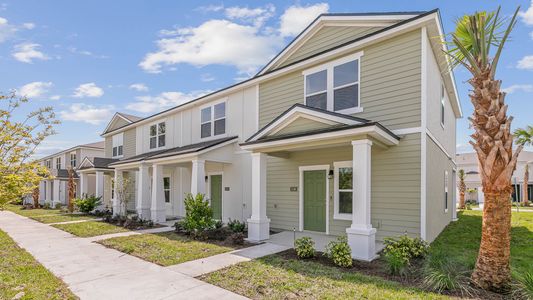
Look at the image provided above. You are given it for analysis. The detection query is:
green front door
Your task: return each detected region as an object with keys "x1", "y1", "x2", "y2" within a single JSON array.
[
  {"x1": 303, "y1": 170, "x2": 326, "y2": 232},
  {"x1": 210, "y1": 175, "x2": 222, "y2": 219}
]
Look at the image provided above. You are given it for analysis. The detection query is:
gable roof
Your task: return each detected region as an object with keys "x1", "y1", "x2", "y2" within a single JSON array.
[
  {"x1": 79, "y1": 141, "x2": 105, "y2": 149},
  {"x1": 101, "y1": 9, "x2": 461, "y2": 137},
  {"x1": 38, "y1": 141, "x2": 105, "y2": 162},
  {"x1": 102, "y1": 112, "x2": 142, "y2": 135},
  {"x1": 78, "y1": 157, "x2": 119, "y2": 170}
]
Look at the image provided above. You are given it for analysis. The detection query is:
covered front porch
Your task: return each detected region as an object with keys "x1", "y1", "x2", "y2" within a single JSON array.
[
  {"x1": 77, "y1": 157, "x2": 118, "y2": 209},
  {"x1": 240, "y1": 104, "x2": 399, "y2": 261}
]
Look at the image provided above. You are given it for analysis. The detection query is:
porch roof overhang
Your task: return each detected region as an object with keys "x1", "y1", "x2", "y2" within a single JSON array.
[
  {"x1": 109, "y1": 136, "x2": 238, "y2": 168},
  {"x1": 77, "y1": 157, "x2": 118, "y2": 173},
  {"x1": 240, "y1": 122, "x2": 399, "y2": 153}
]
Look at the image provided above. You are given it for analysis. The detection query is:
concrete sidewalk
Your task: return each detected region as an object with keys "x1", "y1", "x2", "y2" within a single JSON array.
[{"x1": 0, "y1": 211, "x2": 247, "y2": 300}]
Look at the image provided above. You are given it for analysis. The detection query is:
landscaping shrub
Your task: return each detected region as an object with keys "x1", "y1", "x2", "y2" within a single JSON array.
[
  {"x1": 43, "y1": 202, "x2": 51, "y2": 209},
  {"x1": 228, "y1": 218, "x2": 246, "y2": 233},
  {"x1": 325, "y1": 236, "x2": 352, "y2": 268},
  {"x1": 214, "y1": 219, "x2": 224, "y2": 229},
  {"x1": 54, "y1": 203, "x2": 62, "y2": 209},
  {"x1": 383, "y1": 235, "x2": 429, "y2": 275},
  {"x1": 74, "y1": 195, "x2": 102, "y2": 213},
  {"x1": 512, "y1": 272, "x2": 533, "y2": 300},
  {"x1": 230, "y1": 232, "x2": 245, "y2": 245},
  {"x1": 205, "y1": 226, "x2": 232, "y2": 241},
  {"x1": 294, "y1": 236, "x2": 315, "y2": 259},
  {"x1": 422, "y1": 252, "x2": 472, "y2": 295},
  {"x1": 180, "y1": 193, "x2": 215, "y2": 238}
]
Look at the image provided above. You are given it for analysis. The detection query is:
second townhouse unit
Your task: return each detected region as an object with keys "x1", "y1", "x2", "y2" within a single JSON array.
[{"x1": 78, "y1": 9, "x2": 461, "y2": 261}]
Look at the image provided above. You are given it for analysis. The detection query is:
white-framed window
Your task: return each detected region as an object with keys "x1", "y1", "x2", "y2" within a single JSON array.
[
  {"x1": 55, "y1": 157, "x2": 62, "y2": 169},
  {"x1": 149, "y1": 122, "x2": 166, "y2": 149},
  {"x1": 303, "y1": 52, "x2": 362, "y2": 114},
  {"x1": 70, "y1": 152, "x2": 76, "y2": 167},
  {"x1": 333, "y1": 161, "x2": 353, "y2": 220},
  {"x1": 440, "y1": 83, "x2": 445, "y2": 127},
  {"x1": 45, "y1": 160, "x2": 51, "y2": 168},
  {"x1": 201, "y1": 102, "x2": 226, "y2": 139},
  {"x1": 444, "y1": 170, "x2": 449, "y2": 212},
  {"x1": 163, "y1": 177, "x2": 171, "y2": 203},
  {"x1": 112, "y1": 133, "x2": 124, "y2": 158}
]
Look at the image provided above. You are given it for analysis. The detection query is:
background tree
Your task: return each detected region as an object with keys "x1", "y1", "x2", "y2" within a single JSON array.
[
  {"x1": 457, "y1": 169, "x2": 467, "y2": 209},
  {"x1": 444, "y1": 7, "x2": 521, "y2": 290},
  {"x1": 514, "y1": 125, "x2": 533, "y2": 206},
  {"x1": 112, "y1": 175, "x2": 131, "y2": 216},
  {"x1": 0, "y1": 92, "x2": 59, "y2": 209},
  {"x1": 32, "y1": 187, "x2": 40, "y2": 208}
]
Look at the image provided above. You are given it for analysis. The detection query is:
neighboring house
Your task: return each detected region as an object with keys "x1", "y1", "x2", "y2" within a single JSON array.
[
  {"x1": 36, "y1": 141, "x2": 105, "y2": 207},
  {"x1": 84, "y1": 9, "x2": 461, "y2": 261},
  {"x1": 456, "y1": 150, "x2": 533, "y2": 206}
]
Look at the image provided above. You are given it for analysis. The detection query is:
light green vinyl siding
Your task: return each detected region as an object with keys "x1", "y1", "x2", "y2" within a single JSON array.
[
  {"x1": 278, "y1": 26, "x2": 382, "y2": 68},
  {"x1": 107, "y1": 118, "x2": 130, "y2": 133},
  {"x1": 105, "y1": 137, "x2": 112, "y2": 158},
  {"x1": 273, "y1": 117, "x2": 332, "y2": 136},
  {"x1": 123, "y1": 129, "x2": 136, "y2": 158},
  {"x1": 259, "y1": 29, "x2": 422, "y2": 131},
  {"x1": 266, "y1": 133, "x2": 421, "y2": 240},
  {"x1": 425, "y1": 137, "x2": 454, "y2": 242}
]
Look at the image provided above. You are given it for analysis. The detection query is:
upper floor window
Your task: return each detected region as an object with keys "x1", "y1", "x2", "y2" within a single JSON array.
[
  {"x1": 150, "y1": 122, "x2": 166, "y2": 149},
  {"x1": 112, "y1": 133, "x2": 124, "y2": 157},
  {"x1": 441, "y1": 83, "x2": 445, "y2": 127},
  {"x1": 304, "y1": 53, "x2": 361, "y2": 114},
  {"x1": 56, "y1": 157, "x2": 62, "y2": 169},
  {"x1": 201, "y1": 102, "x2": 226, "y2": 139},
  {"x1": 333, "y1": 161, "x2": 353, "y2": 220},
  {"x1": 70, "y1": 153, "x2": 76, "y2": 168},
  {"x1": 45, "y1": 160, "x2": 51, "y2": 168}
]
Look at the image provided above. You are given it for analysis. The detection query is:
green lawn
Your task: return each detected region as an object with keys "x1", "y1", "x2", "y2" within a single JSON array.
[
  {"x1": 4, "y1": 203, "x2": 62, "y2": 217},
  {"x1": 52, "y1": 221, "x2": 129, "y2": 237},
  {"x1": 98, "y1": 232, "x2": 234, "y2": 266},
  {"x1": 5, "y1": 203, "x2": 98, "y2": 224},
  {"x1": 0, "y1": 229, "x2": 77, "y2": 300},
  {"x1": 430, "y1": 210, "x2": 533, "y2": 277},
  {"x1": 202, "y1": 254, "x2": 449, "y2": 300}
]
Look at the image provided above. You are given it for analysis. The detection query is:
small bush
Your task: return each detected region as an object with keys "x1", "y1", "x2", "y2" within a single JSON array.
[
  {"x1": 383, "y1": 235, "x2": 429, "y2": 276},
  {"x1": 205, "y1": 226, "x2": 232, "y2": 241},
  {"x1": 230, "y1": 232, "x2": 245, "y2": 245},
  {"x1": 294, "y1": 236, "x2": 315, "y2": 259},
  {"x1": 325, "y1": 236, "x2": 352, "y2": 268},
  {"x1": 228, "y1": 218, "x2": 246, "y2": 233},
  {"x1": 181, "y1": 193, "x2": 215, "y2": 237},
  {"x1": 422, "y1": 252, "x2": 473, "y2": 296},
  {"x1": 384, "y1": 247, "x2": 410, "y2": 276},
  {"x1": 54, "y1": 203, "x2": 62, "y2": 209},
  {"x1": 214, "y1": 219, "x2": 224, "y2": 229},
  {"x1": 43, "y1": 202, "x2": 51, "y2": 209},
  {"x1": 74, "y1": 195, "x2": 102, "y2": 213},
  {"x1": 512, "y1": 272, "x2": 533, "y2": 300}
]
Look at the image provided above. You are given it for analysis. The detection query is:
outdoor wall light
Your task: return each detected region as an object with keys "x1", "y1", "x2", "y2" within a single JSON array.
[
  {"x1": 328, "y1": 169, "x2": 334, "y2": 179},
  {"x1": 205, "y1": 175, "x2": 208, "y2": 182}
]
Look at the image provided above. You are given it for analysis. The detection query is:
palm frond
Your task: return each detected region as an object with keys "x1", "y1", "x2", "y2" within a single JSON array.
[{"x1": 514, "y1": 125, "x2": 533, "y2": 146}]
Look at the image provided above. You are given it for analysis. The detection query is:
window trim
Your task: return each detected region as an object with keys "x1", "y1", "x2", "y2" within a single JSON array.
[
  {"x1": 199, "y1": 99, "x2": 227, "y2": 140},
  {"x1": 56, "y1": 157, "x2": 62, "y2": 169},
  {"x1": 148, "y1": 120, "x2": 166, "y2": 150},
  {"x1": 444, "y1": 170, "x2": 449, "y2": 213},
  {"x1": 163, "y1": 176, "x2": 171, "y2": 203},
  {"x1": 303, "y1": 51, "x2": 363, "y2": 115},
  {"x1": 70, "y1": 152, "x2": 77, "y2": 168},
  {"x1": 112, "y1": 133, "x2": 124, "y2": 158},
  {"x1": 333, "y1": 161, "x2": 354, "y2": 220}
]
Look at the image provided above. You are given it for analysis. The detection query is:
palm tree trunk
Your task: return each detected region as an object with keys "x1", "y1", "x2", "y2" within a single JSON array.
[
  {"x1": 459, "y1": 192, "x2": 466, "y2": 209},
  {"x1": 471, "y1": 191, "x2": 512, "y2": 289},
  {"x1": 524, "y1": 166, "x2": 529, "y2": 206}
]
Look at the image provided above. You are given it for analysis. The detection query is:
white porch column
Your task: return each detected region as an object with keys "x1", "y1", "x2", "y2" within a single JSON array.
[
  {"x1": 190, "y1": 160, "x2": 206, "y2": 196},
  {"x1": 38, "y1": 181, "x2": 45, "y2": 204},
  {"x1": 79, "y1": 172, "x2": 88, "y2": 196},
  {"x1": 112, "y1": 170, "x2": 123, "y2": 216},
  {"x1": 247, "y1": 152, "x2": 270, "y2": 241},
  {"x1": 95, "y1": 171, "x2": 104, "y2": 198},
  {"x1": 136, "y1": 164, "x2": 151, "y2": 220},
  {"x1": 346, "y1": 139, "x2": 377, "y2": 261},
  {"x1": 45, "y1": 180, "x2": 52, "y2": 204},
  {"x1": 52, "y1": 180, "x2": 60, "y2": 206},
  {"x1": 151, "y1": 164, "x2": 166, "y2": 223}
]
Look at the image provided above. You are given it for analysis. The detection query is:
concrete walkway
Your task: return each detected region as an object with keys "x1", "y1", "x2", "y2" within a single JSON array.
[
  {"x1": 47, "y1": 218, "x2": 103, "y2": 225},
  {"x1": 85, "y1": 225, "x2": 174, "y2": 242},
  {"x1": 0, "y1": 211, "x2": 247, "y2": 300},
  {"x1": 167, "y1": 242, "x2": 289, "y2": 277}
]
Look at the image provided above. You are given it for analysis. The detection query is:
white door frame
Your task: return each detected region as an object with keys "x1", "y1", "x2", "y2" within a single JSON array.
[
  {"x1": 298, "y1": 165, "x2": 330, "y2": 234},
  {"x1": 207, "y1": 171, "x2": 224, "y2": 220}
]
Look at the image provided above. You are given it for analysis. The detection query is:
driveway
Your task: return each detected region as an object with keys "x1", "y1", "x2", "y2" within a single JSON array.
[{"x1": 0, "y1": 211, "x2": 247, "y2": 300}]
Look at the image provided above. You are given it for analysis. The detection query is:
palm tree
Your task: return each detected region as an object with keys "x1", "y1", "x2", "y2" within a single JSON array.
[
  {"x1": 457, "y1": 169, "x2": 467, "y2": 209},
  {"x1": 515, "y1": 126, "x2": 533, "y2": 206},
  {"x1": 444, "y1": 7, "x2": 522, "y2": 290}
]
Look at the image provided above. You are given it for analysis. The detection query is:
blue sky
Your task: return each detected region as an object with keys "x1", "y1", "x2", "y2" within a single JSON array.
[{"x1": 1, "y1": 0, "x2": 532, "y2": 157}]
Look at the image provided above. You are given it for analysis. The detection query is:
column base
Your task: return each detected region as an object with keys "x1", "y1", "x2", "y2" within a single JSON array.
[
  {"x1": 150, "y1": 209, "x2": 166, "y2": 224},
  {"x1": 346, "y1": 226, "x2": 378, "y2": 261},
  {"x1": 246, "y1": 218, "x2": 270, "y2": 241},
  {"x1": 137, "y1": 207, "x2": 151, "y2": 220}
]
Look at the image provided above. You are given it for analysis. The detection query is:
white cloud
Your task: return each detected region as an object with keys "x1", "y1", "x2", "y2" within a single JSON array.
[
  {"x1": 49, "y1": 95, "x2": 61, "y2": 100},
  {"x1": 22, "y1": 22, "x2": 35, "y2": 29},
  {"x1": 67, "y1": 46, "x2": 108, "y2": 58},
  {"x1": 196, "y1": 4, "x2": 224, "y2": 13},
  {"x1": 0, "y1": 16, "x2": 16, "y2": 42},
  {"x1": 59, "y1": 103, "x2": 114, "y2": 125},
  {"x1": 502, "y1": 84, "x2": 533, "y2": 94},
  {"x1": 73, "y1": 83, "x2": 104, "y2": 98},
  {"x1": 456, "y1": 143, "x2": 473, "y2": 154},
  {"x1": 225, "y1": 4, "x2": 275, "y2": 27},
  {"x1": 12, "y1": 42, "x2": 49, "y2": 63},
  {"x1": 140, "y1": 19, "x2": 282, "y2": 75},
  {"x1": 530, "y1": 31, "x2": 533, "y2": 40},
  {"x1": 200, "y1": 73, "x2": 215, "y2": 82},
  {"x1": 519, "y1": 1, "x2": 533, "y2": 25},
  {"x1": 129, "y1": 83, "x2": 149, "y2": 92},
  {"x1": 18, "y1": 81, "x2": 53, "y2": 98},
  {"x1": 126, "y1": 91, "x2": 209, "y2": 113},
  {"x1": 517, "y1": 55, "x2": 533, "y2": 70},
  {"x1": 279, "y1": 3, "x2": 329, "y2": 37}
]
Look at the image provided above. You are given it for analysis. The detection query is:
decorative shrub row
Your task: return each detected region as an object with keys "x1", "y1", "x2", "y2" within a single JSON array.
[{"x1": 294, "y1": 235, "x2": 353, "y2": 268}]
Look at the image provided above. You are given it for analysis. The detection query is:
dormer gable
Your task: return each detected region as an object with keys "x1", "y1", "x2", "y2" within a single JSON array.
[{"x1": 102, "y1": 112, "x2": 141, "y2": 135}]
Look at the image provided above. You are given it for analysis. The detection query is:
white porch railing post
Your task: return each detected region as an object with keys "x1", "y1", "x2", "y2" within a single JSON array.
[
  {"x1": 150, "y1": 164, "x2": 166, "y2": 223},
  {"x1": 346, "y1": 139, "x2": 377, "y2": 261},
  {"x1": 190, "y1": 160, "x2": 206, "y2": 196},
  {"x1": 136, "y1": 164, "x2": 151, "y2": 220},
  {"x1": 247, "y1": 152, "x2": 270, "y2": 241}
]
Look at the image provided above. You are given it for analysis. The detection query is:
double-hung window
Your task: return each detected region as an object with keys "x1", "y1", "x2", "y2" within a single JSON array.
[
  {"x1": 441, "y1": 83, "x2": 445, "y2": 127},
  {"x1": 45, "y1": 160, "x2": 51, "y2": 168},
  {"x1": 163, "y1": 177, "x2": 171, "y2": 203},
  {"x1": 333, "y1": 161, "x2": 354, "y2": 220},
  {"x1": 201, "y1": 102, "x2": 226, "y2": 139},
  {"x1": 70, "y1": 153, "x2": 76, "y2": 167},
  {"x1": 112, "y1": 133, "x2": 124, "y2": 158},
  {"x1": 304, "y1": 53, "x2": 361, "y2": 114},
  {"x1": 149, "y1": 122, "x2": 166, "y2": 149},
  {"x1": 56, "y1": 157, "x2": 62, "y2": 169}
]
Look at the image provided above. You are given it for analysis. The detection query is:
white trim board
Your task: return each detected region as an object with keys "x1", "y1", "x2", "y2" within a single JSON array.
[{"x1": 298, "y1": 165, "x2": 330, "y2": 234}]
